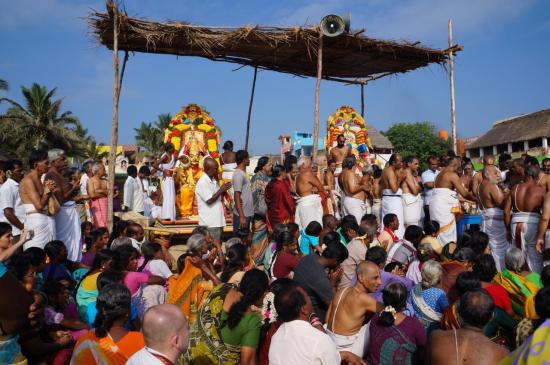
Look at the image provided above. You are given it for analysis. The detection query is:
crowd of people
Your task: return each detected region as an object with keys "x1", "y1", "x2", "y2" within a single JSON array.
[{"x1": 0, "y1": 142, "x2": 550, "y2": 365}]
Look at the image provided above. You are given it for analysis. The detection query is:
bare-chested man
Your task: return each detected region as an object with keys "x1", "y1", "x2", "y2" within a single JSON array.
[
  {"x1": 339, "y1": 156, "x2": 371, "y2": 225},
  {"x1": 329, "y1": 135, "x2": 351, "y2": 176},
  {"x1": 504, "y1": 164, "x2": 545, "y2": 273},
  {"x1": 324, "y1": 159, "x2": 338, "y2": 215},
  {"x1": 19, "y1": 150, "x2": 57, "y2": 250},
  {"x1": 508, "y1": 158, "x2": 525, "y2": 188},
  {"x1": 401, "y1": 156, "x2": 423, "y2": 227},
  {"x1": 295, "y1": 156, "x2": 327, "y2": 229},
  {"x1": 326, "y1": 261, "x2": 383, "y2": 357},
  {"x1": 472, "y1": 154, "x2": 496, "y2": 196},
  {"x1": 478, "y1": 165, "x2": 509, "y2": 271},
  {"x1": 380, "y1": 153, "x2": 407, "y2": 238},
  {"x1": 370, "y1": 165, "x2": 383, "y2": 222},
  {"x1": 427, "y1": 290, "x2": 507, "y2": 365},
  {"x1": 430, "y1": 157, "x2": 475, "y2": 245},
  {"x1": 45, "y1": 149, "x2": 82, "y2": 262}
]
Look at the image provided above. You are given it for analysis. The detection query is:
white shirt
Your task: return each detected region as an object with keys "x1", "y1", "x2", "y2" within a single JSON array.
[
  {"x1": 80, "y1": 173, "x2": 90, "y2": 196},
  {"x1": 0, "y1": 178, "x2": 25, "y2": 235},
  {"x1": 146, "y1": 259, "x2": 173, "y2": 279},
  {"x1": 269, "y1": 320, "x2": 340, "y2": 365},
  {"x1": 127, "y1": 347, "x2": 171, "y2": 365},
  {"x1": 141, "y1": 178, "x2": 150, "y2": 198},
  {"x1": 124, "y1": 176, "x2": 145, "y2": 213},
  {"x1": 421, "y1": 169, "x2": 439, "y2": 205},
  {"x1": 195, "y1": 173, "x2": 225, "y2": 228}
]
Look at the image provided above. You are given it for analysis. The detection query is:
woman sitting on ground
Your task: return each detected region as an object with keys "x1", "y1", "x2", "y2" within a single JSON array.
[
  {"x1": 75, "y1": 249, "x2": 115, "y2": 319},
  {"x1": 367, "y1": 281, "x2": 427, "y2": 365},
  {"x1": 71, "y1": 283, "x2": 145, "y2": 364},
  {"x1": 420, "y1": 220, "x2": 442, "y2": 256},
  {"x1": 474, "y1": 254, "x2": 515, "y2": 318},
  {"x1": 137, "y1": 242, "x2": 174, "y2": 280},
  {"x1": 271, "y1": 230, "x2": 301, "y2": 280},
  {"x1": 167, "y1": 233, "x2": 219, "y2": 322},
  {"x1": 183, "y1": 269, "x2": 269, "y2": 365},
  {"x1": 494, "y1": 247, "x2": 541, "y2": 319},
  {"x1": 406, "y1": 243, "x2": 435, "y2": 284},
  {"x1": 408, "y1": 259, "x2": 449, "y2": 333},
  {"x1": 220, "y1": 243, "x2": 250, "y2": 285},
  {"x1": 80, "y1": 228, "x2": 109, "y2": 267},
  {"x1": 113, "y1": 245, "x2": 165, "y2": 319}
]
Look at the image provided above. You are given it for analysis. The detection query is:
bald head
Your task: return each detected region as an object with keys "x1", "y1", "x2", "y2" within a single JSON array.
[
  {"x1": 357, "y1": 260, "x2": 378, "y2": 276},
  {"x1": 203, "y1": 157, "x2": 219, "y2": 178},
  {"x1": 356, "y1": 260, "x2": 382, "y2": 293},
  {"x1": 143, "y1": 304, "x2": 189, "y2": 352},
  {"x1": 483, "y1": 155, "x2": 495, "y2": 166}
]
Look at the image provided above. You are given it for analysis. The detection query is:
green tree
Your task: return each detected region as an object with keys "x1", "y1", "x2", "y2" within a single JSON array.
[
  {"x1": 134, "y1": 113, "x2": 171, "y2": 156},
  {"x1": 0, "y1": 83, "x2": 86, "y2": 160},
  {"x1": 383, "y1": 122, "x2": 451, "y2": 169}
]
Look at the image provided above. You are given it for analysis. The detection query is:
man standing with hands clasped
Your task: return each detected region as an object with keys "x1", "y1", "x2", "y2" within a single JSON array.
[
  {"x1": 195, "y1": 157, "x2": 231, "y2": 243},
  {"x1": 232, "y1": 150, "x2": 253, "y2": 240}
]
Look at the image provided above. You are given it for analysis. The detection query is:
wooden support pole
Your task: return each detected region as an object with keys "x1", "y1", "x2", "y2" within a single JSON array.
[
  {"x1": 312, "y1": 33, "x2": 323, "y2": 163},
  {"x1": 448, "y1": 19, "x2": 457, "y2": 154},
  {"x1": 360, "y1": 84, "x2": 365, "y2": 118},
  {"x1": 244, "y1": 66, "x2": 258, "y2": 152}
]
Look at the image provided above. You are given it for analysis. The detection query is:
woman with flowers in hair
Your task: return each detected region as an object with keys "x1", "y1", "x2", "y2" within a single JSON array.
[{"x1": 367, "y1": 281, "x2": 426, "y2": 365}]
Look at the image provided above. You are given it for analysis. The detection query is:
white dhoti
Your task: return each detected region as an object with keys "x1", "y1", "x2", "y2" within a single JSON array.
[
  {"x1": 22, "y1": 204, "x2": 55, "y2": 251},
  {"x1": 480, "y1": 208, "x2": 510, "y2": 271},
  {"x1": 221, "y1": 162, "x2": 236, "y2": 181},
  {"x1": 429, "y1": 188, "x2": 460, "y2": 245},
  {"x1": 512, "y1": 212, "x2": 542, "y2": 273},
  {"x1": 402, "y1": 193, "x2": 424, "y2": 227},
  {"x1": 160, "y1": 176, "x2": 176, "y2": 221},
  {"x1": 381, "y1": 189, "x2": 405, "y2": 238},
  {"x1": 325, "y1": 323, "x2": 370, "y2": 358},
  {"x1": 295, "y1": 194, "x2": 323, "y2": 230},
  {"x1": 371, "y1": 198, "x2": 381, "y2": 222},
  {"x1": 54, "y1": 201, "x2": 82, "y2": 262},
  {"x1": 342, "y1": 196, "x2": 367, "y2": 225}
]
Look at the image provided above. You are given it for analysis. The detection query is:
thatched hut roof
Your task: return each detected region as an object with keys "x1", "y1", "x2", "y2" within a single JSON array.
[
  {"x1": 468, "y1": 109, "x2": 550, "y2": 149},
  {"x1": 88, "y1": 5, "x2": 460, "y2": 84},
  {"x1": 367, "y1": 125, "x2": 393, "y2": 150}
]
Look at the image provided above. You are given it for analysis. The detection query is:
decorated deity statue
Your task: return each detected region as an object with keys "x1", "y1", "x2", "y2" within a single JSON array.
[
  {"x1": 164, "y1": 104, "x2": 222, "y2": 217},
  {"x1": 326, "y1": 105, "x2": 373, "y2": 170}
]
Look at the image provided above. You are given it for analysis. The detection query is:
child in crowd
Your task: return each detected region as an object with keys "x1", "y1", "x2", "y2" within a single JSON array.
[
  {"x1": 420, "y1": 220, "x2": 443, "y2": 256},
  {"x1": 81, "y1": 228, "x2": 109, "y2": 267},
  {"x1": 272, "y1": 230, "x2": 301, "y2": 280},
  {"x1": 138, "y1": 242, "x2": 173, "y2": 280},
  {"x1": 44, "y1": 280, "x2": 89, "y2": 340},
  {"x1": 299, "y1": 221, "x2": 322, "y2": 255}
]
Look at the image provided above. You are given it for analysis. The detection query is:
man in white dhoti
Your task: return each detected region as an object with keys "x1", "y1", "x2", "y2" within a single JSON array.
[
  {"x1": 155, "y1": 143, "x2": 176, "y2": 221},
  {"x1": 430, "y1": 157, "x2": 475, "y2": 246},
  {"x1": 326, "y1": 261, "x2": 382, "y2": 357},
  {"x1": 123, "y1": 165, "x2": 145, "y2": 215},
  {"x1": 295, "y1": 156, "x2": 327, "y2": 229},
  {"x1": 401, "y1": 156, "x2": 423, "y2": 227},
  {"x1": 0, "y1": 159, "x2": 25, "y2": 241},
  {"x1": 504, "y1": 164, "x2": 545, "y2": 273},
  {"x1": 339, "y1": 156, "x2": 370, "y2": 225},
  {"x1": 381, "y1": 154, "x2": 407, "y2": 238},
  {"x1": 46, "y1": 149, "x2": 82, "y2": 262},
  {"x1": 19, "y1": 150, "x2": 56, "y2": 250},
  {"x1": 478, "y1": 165, "x2": 509, "y2": 271}
]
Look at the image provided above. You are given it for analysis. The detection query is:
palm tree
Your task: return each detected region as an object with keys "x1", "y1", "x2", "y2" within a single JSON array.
[
  {"x1": 0, "y1": 84, "x2": 84, "y2": 158},
  {"x1": 134, "y1": 113, "x2": 172, "y2": 156}
]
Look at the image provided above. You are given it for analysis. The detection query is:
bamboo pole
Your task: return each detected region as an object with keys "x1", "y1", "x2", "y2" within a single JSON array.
[
  {"x1": 312, "y1": 33, "x2": 323, "y2": 163},
  {"x1": 360, "y1": 84, "x2": 365, "y2": 118},
  {"x1": 448, "y1": 19, "x2": 457, "y2": 154},
  {"x1": 244, "y1": 66, "x2": 258, "y2": 152}
]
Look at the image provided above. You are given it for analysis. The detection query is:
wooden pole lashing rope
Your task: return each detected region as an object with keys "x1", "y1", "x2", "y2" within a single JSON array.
[
  {"x1": 312, "y1": 33, "x2": 323, "y2": 163},
  {"x1": 244, "y1": 66, "x2": 258, "y2": 152}
]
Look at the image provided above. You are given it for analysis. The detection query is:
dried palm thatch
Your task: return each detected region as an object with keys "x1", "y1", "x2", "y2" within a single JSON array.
[{"x1": 88, "y1": 4, "x2": 461, "y2": 84}]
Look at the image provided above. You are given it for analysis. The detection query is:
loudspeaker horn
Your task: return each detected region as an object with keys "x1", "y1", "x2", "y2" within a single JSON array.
[{"x1": 320, "y1": 13, "x2": 351, "y2": 37}]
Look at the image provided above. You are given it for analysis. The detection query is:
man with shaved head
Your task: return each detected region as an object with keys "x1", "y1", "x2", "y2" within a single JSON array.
[
  {"x1": 325, "y1": 261, "x2": 383, "y2": 357},
  {"x1": 472, "y1": 154, "x2": 496, "y2": 195},
  {"x1": 127, "y1": 304, "x2": 189, "y2": 365},
  {"x1": 427, "y1": 289, "x2": 507, "y2": 365},
  {"x1": 478, "y1": 164, "x2": 509, "y2": 271},
  {"x1": 195, "y1": 157, "x2": 231, "y2": 242}
]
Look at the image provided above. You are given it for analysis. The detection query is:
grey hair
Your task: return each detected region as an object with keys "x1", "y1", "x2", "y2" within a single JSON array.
[
  {"x1": 48, "y1": 148, "x2": 65, "y2": 162},
  {"x1": 297, "y1": 156, "x2": 310, "y2": 169},
  {"x1": 92, "y1": 162, "x2": 102, "y2": 174},
  {"x1": 362, "y1": 164, "x2": 373, "y2": 175},
  {"x1": 187, "y1": 234, "x2": 206, "y2": 254},
  {"x1": 421, "y1": 260, "x2": 443, "y2": 288},
  {"x1": 110, "y1": 237, "x2": 132, "y2": 250},
  {"x1": 342, "y1": 155, "x2": 356, "y2": 169},
  {"x1": 224, "y1": 237, "x2": 243, "y2": 249},
  {"x1": 505, "y1": 247, "x2": 525, "y2": 273}
]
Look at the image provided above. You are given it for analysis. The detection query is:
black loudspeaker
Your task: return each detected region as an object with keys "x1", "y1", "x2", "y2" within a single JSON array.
[{"x1": 320, "y1": 14, "x2": 351, "y2": 37}]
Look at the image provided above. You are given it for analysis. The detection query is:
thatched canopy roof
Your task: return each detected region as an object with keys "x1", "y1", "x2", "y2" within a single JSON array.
[
  {"x1": 88, "y1": 5, "x2": 461, "y2": 84},
  {"x1": 468, "y1": 109, "x2": 550, "y2": 149},
  {"x1": 367, "y1": 125, "x2": 393, "y2": 150}
]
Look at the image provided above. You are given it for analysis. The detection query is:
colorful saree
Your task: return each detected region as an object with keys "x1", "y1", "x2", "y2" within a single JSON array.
[
  {"x1": 494, "y1": 269, "x2": 541, "y2": 319},
  {"x1": 76, "y1": 272, "x2": 100, "y2": 321},
  {"x1": 250, "y1": 172, "x2": 271, "y2": 265},
  {"x1": 179, "y1": 283, "x2": 241, "y2": 365},
  {"x1": 70, "y1": 330, "x2": 144, "y2": 365},
  {"x1": 250, "y1": 216, "x2": 270, "y2": 265},
  {"x1": 0, "y1": 334, "x2": 27, "y2": 365},
  {"x1": 167, "y1": 257, "x2": 213, "y2": 323},
  {"x1": 498, "y1": 319, "x2": 550, "y2": 365}
]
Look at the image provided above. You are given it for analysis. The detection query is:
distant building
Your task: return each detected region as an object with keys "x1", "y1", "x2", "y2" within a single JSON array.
[{"x1": 466, "y1": 109, "x2": 550, "y2": 159}]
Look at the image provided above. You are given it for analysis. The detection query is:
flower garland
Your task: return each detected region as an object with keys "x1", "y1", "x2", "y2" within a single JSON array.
[{"x1": 261, "y1": 292, "x2": 277, "y2": 324}]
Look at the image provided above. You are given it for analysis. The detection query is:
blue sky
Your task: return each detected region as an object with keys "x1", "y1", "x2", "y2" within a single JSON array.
[{"x1": 1, "y1": 0, "x2": 549, "y2": 154}]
